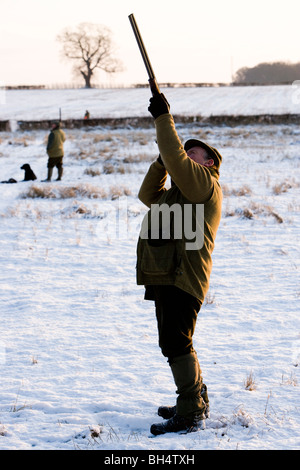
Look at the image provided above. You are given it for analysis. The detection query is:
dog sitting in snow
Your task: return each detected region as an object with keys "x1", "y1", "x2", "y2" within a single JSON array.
[{"x1": 20, "y1": 164, "x2": 37, "y2": 181}]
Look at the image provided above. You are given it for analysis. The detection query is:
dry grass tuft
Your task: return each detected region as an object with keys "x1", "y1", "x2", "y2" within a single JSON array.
[
  {"x1": 20, "y1": 184, "x2": 107, "y2": 200},
  {"x1": 273, "y1": 181, "x2": 292, "y2": 195},
  {"x1": 84, "y1": 168, "x2": 101, "y2": 177},
  {"x1": 232, "y1": 406, "x2": 254, "y2": 428},
  {"x1": 20, "y1": 183, "x2": 131, "y2": 201},
  {"x1": 103, "y1": 163, "x2": 115, "y2": 174},
  {"x1": 123, "y1": 153, "x2": 153, "y2": 164},
  {"x1": 93, "y1": 133, "x2": 114, "y2": 143},
  {"x1": 205, "y1": 292, "x2": 215, "y2": 305},
  {"x1": 222, "y1": 184, "x2": 252, "y2": 197},
  {"x1": 240, "y1": 208, "x2": 254, "y2": 219},
  {"x1": 226, "y1": 202, "x2": 283, "y2": 223},
  {"x1": 244, "y1": 371, "x2": 256, "y2": 391},
  {"x1": 272, "y1": 178, "x2": 299, "y2": 195},
  {"x1": 110, "y1": 185, "x2": 132, "y2": 200},
  {"x1": 281, "y1": 372, "x2": 298, "y2": 386}
]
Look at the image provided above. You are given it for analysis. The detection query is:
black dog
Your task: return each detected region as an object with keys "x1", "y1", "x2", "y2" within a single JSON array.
[{"x1": 20, "y1": 164, "x2": 37, "y2": 181}]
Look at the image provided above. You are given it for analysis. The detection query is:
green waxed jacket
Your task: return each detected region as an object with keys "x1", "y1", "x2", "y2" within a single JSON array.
[
  {"x1": 47, "y1": 127, "x2": 66, "y2": 158},
  {"x1": 136, "y1": 113, "x2": 223, "y2": 303}
]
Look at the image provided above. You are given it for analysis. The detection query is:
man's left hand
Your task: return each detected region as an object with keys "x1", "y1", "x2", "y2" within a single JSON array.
[{"x1": 148, "y1": 93, "x2": 170, "y2": 119}]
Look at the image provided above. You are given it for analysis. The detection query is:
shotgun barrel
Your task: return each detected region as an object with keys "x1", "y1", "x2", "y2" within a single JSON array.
[{"x1": 128, "y1": 13, "x2": 160, "y2": 96}]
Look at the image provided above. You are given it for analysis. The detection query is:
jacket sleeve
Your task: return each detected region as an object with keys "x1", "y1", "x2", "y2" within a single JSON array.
[
  {"x1": 47, "y1": 132, "x2": 54, "y2": 151},
  {"x1": 154, "y1": 114, "x2": 215, "y2": 203},
  {"x1": 138, "y1": 159, "x2": 168, "y2": 208}
]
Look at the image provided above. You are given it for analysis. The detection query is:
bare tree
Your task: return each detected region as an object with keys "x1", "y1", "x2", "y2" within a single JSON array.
[{"x1": 57, "y1": 23, "x2": 123, "y2": 88}]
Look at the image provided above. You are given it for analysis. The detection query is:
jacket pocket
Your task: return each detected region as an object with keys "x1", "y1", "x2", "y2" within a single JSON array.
[{"x1": 140, "y1": 239, "x2": 177, "y2": 275}]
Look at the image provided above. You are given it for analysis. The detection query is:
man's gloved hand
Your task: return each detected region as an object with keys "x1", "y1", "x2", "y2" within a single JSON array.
[{"x1": 148, "y1": 93, "x2": 170, "y2": 119}]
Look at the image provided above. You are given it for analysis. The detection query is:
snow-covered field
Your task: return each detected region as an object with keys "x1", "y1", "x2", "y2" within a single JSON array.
[
  {"x1": 0, "y1": 86, "x2": 299, "y2": 451},
  {"x1": 1, "y1": 84, "x2": 300, "y2": 122}
]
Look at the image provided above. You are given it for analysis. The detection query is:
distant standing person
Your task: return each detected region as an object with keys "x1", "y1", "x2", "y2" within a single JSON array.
[
  {"x1": 84, "y1": 110, "x2": 90, "y2": 120},
  {"x1": 43, "y1": 121, "x2": 66, "y2": 182}
]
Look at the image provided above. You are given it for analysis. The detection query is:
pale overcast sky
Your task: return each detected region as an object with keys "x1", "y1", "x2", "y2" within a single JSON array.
[{"x1": 1, "y1": 0, "x2": 299, "y2": 86}]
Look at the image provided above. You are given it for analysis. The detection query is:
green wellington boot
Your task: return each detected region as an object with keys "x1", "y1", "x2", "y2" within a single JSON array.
[
  {"x1": 158, "y1": 383, "x2": 210, "y2": 420},
  {"x1": 151, "y1": 352, "x2": 207, "y2": 435}
]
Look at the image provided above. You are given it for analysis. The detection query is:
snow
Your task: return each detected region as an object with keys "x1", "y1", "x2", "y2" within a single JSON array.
[
  {"x1": 1, "y1": 84, "x2": 300, "y2": 121},
  {"x1": 0, "y1": 86, "x2": 299, "y2": 451}
]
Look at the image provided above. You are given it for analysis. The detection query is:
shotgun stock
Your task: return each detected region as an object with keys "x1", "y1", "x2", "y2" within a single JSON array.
[{"x1": 128, "y1": 13, "x2": 160, "y2": 96}]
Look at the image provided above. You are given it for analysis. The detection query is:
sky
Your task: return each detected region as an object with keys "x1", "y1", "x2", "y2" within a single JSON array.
[{"x1": 1, "y1": 0, "x2": 300, "y2": 87}]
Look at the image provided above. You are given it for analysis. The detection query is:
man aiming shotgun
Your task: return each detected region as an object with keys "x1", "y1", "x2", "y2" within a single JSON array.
[{"x1": 130, "y1": 14, "x2": 223, "y2": 435}]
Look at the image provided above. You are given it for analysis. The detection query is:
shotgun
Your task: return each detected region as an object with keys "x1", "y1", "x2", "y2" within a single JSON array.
[{"x1": 128, "y1": 13, "x2": 160, "y2": 96}]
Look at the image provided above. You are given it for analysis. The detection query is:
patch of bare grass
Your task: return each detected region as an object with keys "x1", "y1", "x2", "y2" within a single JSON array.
[
  {"x1": 222, "y1": 184, "x2": 252, "y2": 197},
  {"x1": 21, "y1": 184, "x2": 105, "y2": 200},
  {"x1": 8, "y1": 135, "x2": 35, "y2": 147},
  {"x1": 281, "y1": 372, "x2": 298, "y2": 386},
  {"x1": 225, "y1": 202, "x2": 283, "y2": 223},
  {"x1": 103, "y1": 163, "x2": 115, "y2": 174},
  {"x1": 232, "y1": 406, "x2": 254, "y2": 428},
  {"x1": 129, "y1": 131, "x2": 150, "y2": 146},
  {"x1": 84, "y1": 168, "x2": 101, "y2": 177},
  {"x1": 250, "y1": 202, "x2": 283, "y2": 223},
  {"x1": 244, "y1": 371, "x2": 256, "y2": 391},
  {"x1": 93, "y1": 133, "x2": 114, "y2": 144},
  {"x1": 272, "y1": 179, "x2": 297, "y2": 195},
  {"x1": 102, "y1": 163, "x2": 127, "y2": 174},
  {"x1": 123, "y1": 153, "x2": 153, "y2": 164},
  {"x1": 20, "y1": 183, "x2": 131, "y2": 200},
  {"x1": 110, "y1": 185, "x2": 132, "y2": 200},
  {"x1": 205, "y1": 292, "x2": 215, "y2": 305}
]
